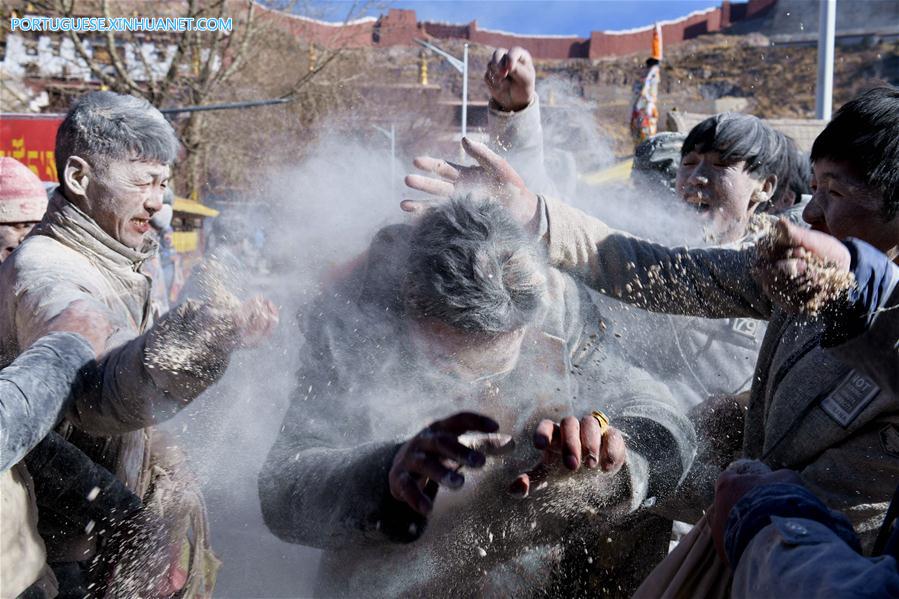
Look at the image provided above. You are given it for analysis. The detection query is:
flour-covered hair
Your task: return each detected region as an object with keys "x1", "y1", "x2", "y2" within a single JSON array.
[
  {"x1": 404, "y1": 196, "x2": 549, "y2": 334},
  {"x1": 56, "y1": 91, "x2": 178, "y2": 184}
]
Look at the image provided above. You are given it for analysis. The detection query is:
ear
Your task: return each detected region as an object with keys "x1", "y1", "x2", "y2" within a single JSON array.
[
  {"x1": 749, "y1": 173, "x2": 778, "y2": 208},
  {"x1": 63, "y1": 156, "x2": 92, "y2": 201},
  {"x1": 760, "y1": 174, "x2": 778, "y2": 199}
]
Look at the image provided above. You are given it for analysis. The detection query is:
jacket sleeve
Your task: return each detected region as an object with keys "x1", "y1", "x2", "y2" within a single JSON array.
[
  {"x1": 542, "y1": 195, "x2": 774, "y2": 320},
  {"x1": 567, "y1": 277, "x2": 697, "y2": 514},
  {"x1": 733, "y1": 519, "x2": 899, "y2": 599},
  {"x1": 68, "y1": 299, "x2": 241, "y2": 434},
  {"x1": 14, "y1": 271, "x2": 239, "y2": 435},
  {"x1": 0, "y1": 332, "x2": 94, "y2": 472},
  {"x1": 486, "y1": 97, "x2": 559, "y2": 196},
  {"x1": 727, "y1": 483, "x2": 899, "y2": 598},
  {"x1": 258, "y1": 302, "x2": 426, "y2": 550},
  {"x1": 603, "y1": 362, "x2": 697, "y2": 514},
  {"x1": 824, "y1": 239, "x2": 899, "y2": 397}
]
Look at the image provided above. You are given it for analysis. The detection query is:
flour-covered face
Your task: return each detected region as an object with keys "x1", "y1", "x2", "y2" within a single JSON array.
[
  {"x1": 84, "y1": 158, "x2": 169, "y2": 249},
  {"x1": 676, "y1": 151, "x2": 768, "y2": 243},
  {"x1": 0, "y1": 222, "x2": 37, "y2": 262},
  {"x1": 407, "y1": 319, "x2": 527, "y2": 382}
]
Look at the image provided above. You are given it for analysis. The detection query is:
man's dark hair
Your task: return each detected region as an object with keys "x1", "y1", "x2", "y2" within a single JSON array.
[
  {"x1": 682, "y1": 113, "x2": 789, "y2": 180},
  {"x1": 811, "y1": 86, "x2": 899, "y2": 219},
  {"x1": 404, "y1": 196, "x2": 548, "y2": 334}
]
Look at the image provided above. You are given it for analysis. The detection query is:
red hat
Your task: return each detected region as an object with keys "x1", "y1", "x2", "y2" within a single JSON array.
[{"x1": 0, "y1": 158, "x2": 48, "y2": 224}]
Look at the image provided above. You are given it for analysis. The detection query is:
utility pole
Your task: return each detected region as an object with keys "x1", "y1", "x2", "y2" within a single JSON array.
[
  {"x1": 415, "y1": 39, "x2": 469, "y2": 140},
  {"x1": 816, "y1": 0, "x2": 836, "y2": 120},
  {"x1": 462, "y1": 43, "x2": 469, "y2": 139},
  {"x1": 372, "y1": 123, "x2": 397, "y2": 198}
]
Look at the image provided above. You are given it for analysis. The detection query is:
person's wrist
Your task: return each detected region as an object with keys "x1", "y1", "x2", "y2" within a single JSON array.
[
  {"x1": 489, "y1": 93, "x2": 535, "y2": 113},
  {"x1": 506, "y1": 94, "x2": 533, "y2": 112},
  {"x1": 508, "y1": 91, "x2": 536, "y2": 112}
]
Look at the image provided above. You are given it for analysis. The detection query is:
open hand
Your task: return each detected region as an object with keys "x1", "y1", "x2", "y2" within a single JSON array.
[
  {"x1": 509, "y1": 414, "x2": 627, "y2": 497},
  {"x1": 234, "y1": 296, "x2": 279, "y2": 348},
  {"x1": 403, "y1": 137, "x2": 540, "y2": 233},
  {"x1": 390, "y1": 412, "x2": 499, "y2": 514}
]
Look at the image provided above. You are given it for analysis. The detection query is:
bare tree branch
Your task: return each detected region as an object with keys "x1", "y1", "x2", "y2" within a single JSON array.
[
  {"x1": 157, "y1": 0, "x2": 200, "y2": 104},
  {"x1": 213, "y1": 0, "x2": 257, "y2": 87},
  {"x1": 43, "y1": 0, "x2": 122, "y2": 90},
  {"x1": 101, "y1": 0, "x2": 143, "y2": 94}
]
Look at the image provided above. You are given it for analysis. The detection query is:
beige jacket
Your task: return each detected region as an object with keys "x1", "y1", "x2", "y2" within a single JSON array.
[
  {"x1": 0, "y1": 192, "x2": 235, "y2": 565},
  {"x1": 543, "y1": 195, "x2": 899, "y2": 547}
]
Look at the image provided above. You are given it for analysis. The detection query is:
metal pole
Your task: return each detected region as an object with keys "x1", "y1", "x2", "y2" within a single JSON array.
[
  {"x1": 462, "y1": 43, "x2": 469, "y2": 139},
  {"x1": 816, "y1": 0, "x2": 836, "y2": 120},
  {"x1": 390, "y1": 123, "x2": 396, "y2": 197},
  {"x1": 372, "y1": 123, "x2": 397, "y2": 198}
]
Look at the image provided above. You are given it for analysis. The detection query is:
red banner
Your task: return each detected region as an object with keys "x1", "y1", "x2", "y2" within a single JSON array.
[{"x1": 0, "y1": 114, "x2": 65, "y2": 182}]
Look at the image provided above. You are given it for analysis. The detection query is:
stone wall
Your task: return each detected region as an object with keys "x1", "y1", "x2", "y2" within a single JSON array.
[{"x1": 257, "y1": 0, "x2": 781, "y2": 59}]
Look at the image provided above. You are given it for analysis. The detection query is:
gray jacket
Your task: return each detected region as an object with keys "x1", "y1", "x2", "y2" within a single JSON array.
[
  {"x1": 487, "y1": 98, "x2": 766, "y2": 411},
  {"x1": 0, "y1": 332, "x2": 93, "y2": 473},
  {"x1": 542, "y1": 196, "x2": 899, "y2": 547},
  {"x1": 0, "y1": 332, "x2": 93, "y2": 598},
  {"x1": 259, "y1": 223, "x2": 695, "y2": 597}
]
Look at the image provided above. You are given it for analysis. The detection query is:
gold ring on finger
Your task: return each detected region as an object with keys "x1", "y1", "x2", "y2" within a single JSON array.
[{"x1": 591, "y1": 410, "x2": 609, "y2": 434}]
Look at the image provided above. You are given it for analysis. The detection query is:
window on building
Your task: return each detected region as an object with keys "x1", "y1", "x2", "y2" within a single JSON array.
[{"x1": 24, "y1": 38, "x2": 39, "y2": 56}]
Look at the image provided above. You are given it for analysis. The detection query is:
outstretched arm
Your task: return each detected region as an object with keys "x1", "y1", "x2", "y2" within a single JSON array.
[
  {"x1": 14, "y1": 271, "x2": 277, "y2": 435},
  {"x1": 483, "y1": 47, "x2": 558, "y2": 195},
  {"x1": 0, "y1": 332, "x2": 93, "y2": 472},
  {"x1": 70, "y1": 296, "x2": 276, "y2": 434},
  {"x1": 542, "y1": 195, "x2": 773, "y2": 320},
  {"x1": 405, "y1": 139, "x2": 773, "y2": 322}
]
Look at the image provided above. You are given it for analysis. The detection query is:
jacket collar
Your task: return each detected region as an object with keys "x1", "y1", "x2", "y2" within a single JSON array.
[{"x1": 35, "y1": 190, "x2": 156, "y2": 272}]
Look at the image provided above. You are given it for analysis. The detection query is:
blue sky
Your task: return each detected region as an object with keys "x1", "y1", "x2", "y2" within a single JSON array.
[{"x1": 297, "y1": 1, "x2": 746, "y2": 38}]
